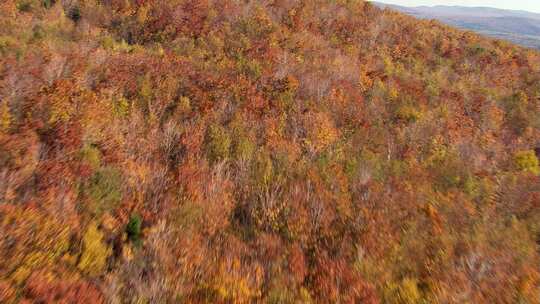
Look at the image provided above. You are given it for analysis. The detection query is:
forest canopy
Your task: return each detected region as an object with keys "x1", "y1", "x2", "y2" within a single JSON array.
[{"x1": 1, "y1": 0, "x2": 540, "y2": 303}]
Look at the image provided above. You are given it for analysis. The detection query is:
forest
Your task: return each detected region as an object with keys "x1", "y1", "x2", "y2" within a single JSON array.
[{"x1": 1, "y1": 0, "x2": 540, "y2": 303}]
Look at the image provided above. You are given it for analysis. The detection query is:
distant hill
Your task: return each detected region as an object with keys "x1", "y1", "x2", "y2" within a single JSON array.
[{"x1": 374, "y1": 2, "x2": 540, "y2": 48}]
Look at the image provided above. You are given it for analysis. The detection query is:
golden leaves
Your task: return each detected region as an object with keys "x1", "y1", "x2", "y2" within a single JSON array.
[
  {"x1": 303, "y1": 112, "x2": 338, "y2": 154},
  {"x1": 0, "y1": 100, "x2": 11, "y2": 132},
  {"x1": 78, "y1": 222, "x2": 111, "y2": 277}
]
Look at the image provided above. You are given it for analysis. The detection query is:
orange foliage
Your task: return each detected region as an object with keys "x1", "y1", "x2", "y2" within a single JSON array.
[{"x1": 1, "y1": 0, "x2": 540, "y2": 302}]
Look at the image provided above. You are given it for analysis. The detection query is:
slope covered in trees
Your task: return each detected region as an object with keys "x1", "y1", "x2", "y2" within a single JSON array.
[{"x1": 1, "y1": 0, "x2": 540, "y2": 303}]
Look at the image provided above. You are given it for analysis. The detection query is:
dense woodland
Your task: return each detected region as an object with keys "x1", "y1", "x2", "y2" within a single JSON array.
[{"x1": 2, "y1": 0, "x2": 540, "y2": 303}]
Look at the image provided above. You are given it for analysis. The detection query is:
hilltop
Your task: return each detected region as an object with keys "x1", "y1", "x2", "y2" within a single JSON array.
[{"x1": 1, "y1": 1, "x2": 540, "y2": 303}]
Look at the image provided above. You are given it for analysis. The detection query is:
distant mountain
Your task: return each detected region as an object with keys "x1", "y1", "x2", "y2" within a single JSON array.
[{"x1": 373, "y1": 2, "x2": 540, "y2": 49}]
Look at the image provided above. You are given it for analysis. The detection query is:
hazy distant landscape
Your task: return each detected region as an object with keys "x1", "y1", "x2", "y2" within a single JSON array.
[{"x1": 374, "y1": 2, "x2": 540, "y2": 49}]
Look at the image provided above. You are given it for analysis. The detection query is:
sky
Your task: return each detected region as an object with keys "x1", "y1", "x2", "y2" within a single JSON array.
[{"x1": 374, "y1": 1, "x2": 540, "y2": 14}]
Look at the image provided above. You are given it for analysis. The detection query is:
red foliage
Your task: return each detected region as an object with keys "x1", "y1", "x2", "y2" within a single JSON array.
[{"x1": 24, "y1": 271, "x2": 104, "y2": 304}]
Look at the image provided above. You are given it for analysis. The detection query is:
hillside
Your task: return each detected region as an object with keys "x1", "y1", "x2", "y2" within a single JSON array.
[
  {"x1": 1, "y1": 0, "x2": 540, "y2": 303},
  {"x1": 374, "y1": 2, "x2": 540, "y2": 49}
]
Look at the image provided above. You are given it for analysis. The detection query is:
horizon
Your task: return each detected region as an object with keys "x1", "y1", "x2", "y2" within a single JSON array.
[{"x1": 373, "y1": 1, "x2": 540, "y2": 14}]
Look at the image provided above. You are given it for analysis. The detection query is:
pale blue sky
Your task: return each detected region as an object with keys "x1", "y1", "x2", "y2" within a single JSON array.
[{"x1": 375, "y1": 1, "x2": 540, "y2": 13}]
